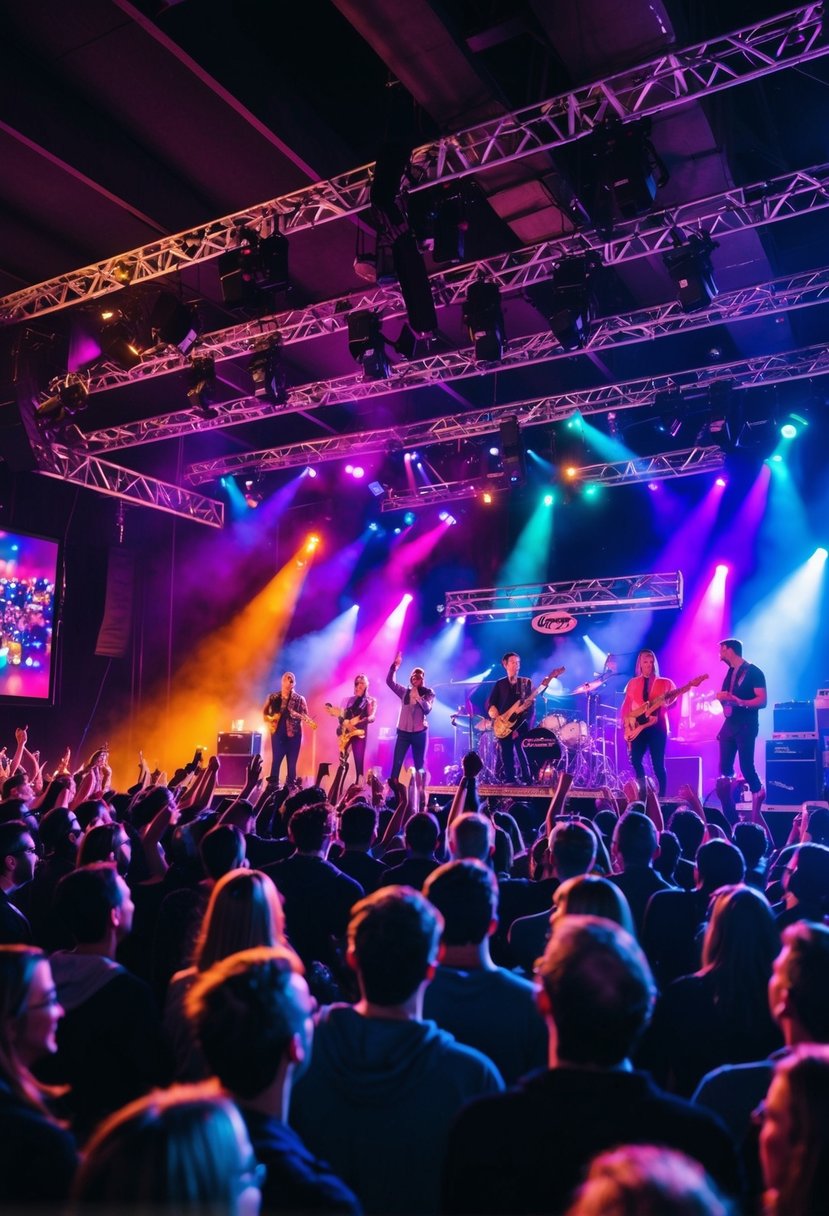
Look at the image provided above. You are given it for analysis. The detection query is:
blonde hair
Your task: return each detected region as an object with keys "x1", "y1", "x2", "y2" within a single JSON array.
[{"x1": 635, "y1": 650, "x2": 660, "y2": 678}]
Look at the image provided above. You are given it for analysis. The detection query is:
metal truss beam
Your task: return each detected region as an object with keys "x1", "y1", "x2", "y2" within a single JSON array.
[
  {"x1": 1, "y1": 5, "x2": 824, "y2": 325},
  {"x1": 95, "y1": 261, "x2": 829, "y2": 461},
  {"x1": 377, "y1": 447, "x2": 723, "y2": 513},
  {"x1": 86, "y1": 157, "x2": 829, "y2": 395},
  {"x1": 35, "y1": 447, "x2": 224, "y2": 527},
  {"x1": 443, "y1": 572, "x2": 684, "y2": 622}
]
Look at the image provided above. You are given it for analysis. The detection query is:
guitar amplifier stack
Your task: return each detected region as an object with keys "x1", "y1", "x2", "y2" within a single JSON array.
[
  {"x1": 766, "y1": 700, "x2": 822, "y2": 810},
  {"x1": 216, "y1": 731, "x2": 263, "y2": 791}
]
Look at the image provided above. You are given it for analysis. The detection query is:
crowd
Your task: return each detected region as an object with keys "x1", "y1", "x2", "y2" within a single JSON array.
[{"x1": 1, "y1": 725, "x2": 829, "y2": 1215}]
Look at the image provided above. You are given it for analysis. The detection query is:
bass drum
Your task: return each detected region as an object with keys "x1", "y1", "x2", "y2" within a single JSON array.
[
  {"x1": 521, "y1": 727, "x2": 562, "y2": 779},
  {"x1": 540, "y1": 712, "x2": 569, "y2": 733},
  {"x1": 558, "y1": 719, "x2": 588, "y2": 749}
]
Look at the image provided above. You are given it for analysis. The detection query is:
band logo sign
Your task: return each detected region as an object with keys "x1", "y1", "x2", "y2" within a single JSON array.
[{"x1": 531, "y1": 612, "x2": 577, "y2": 635}]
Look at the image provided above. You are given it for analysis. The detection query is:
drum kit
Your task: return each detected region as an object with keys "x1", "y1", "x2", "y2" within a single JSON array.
[{"x1": 449, "y1": 671, "x2": 624, "y2": 788}]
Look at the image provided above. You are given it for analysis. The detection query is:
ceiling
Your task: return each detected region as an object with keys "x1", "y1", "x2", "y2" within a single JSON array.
[{"x1": 2, "y1": 0, "x2": 829, "y2": 521}]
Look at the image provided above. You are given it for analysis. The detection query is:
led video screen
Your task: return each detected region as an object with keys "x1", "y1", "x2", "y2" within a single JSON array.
[{"x1": 0, "y1": 529, "x2": 60, "y2": 702}]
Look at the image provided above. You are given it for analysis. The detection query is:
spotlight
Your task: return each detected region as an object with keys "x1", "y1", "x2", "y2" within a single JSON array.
[
  {"x1": 98, "y1": 309, "x2": 143, "y2": 369},
  {"x1": 482, "y1": 491, "x2": 493, "y2": 504},
  {"x1": 303, "y1": 466, "x2": 317, "y2": 479},
  {"x1": 187, "y1": 354, "x2": 218, "y2": 419},
  {"x1": 35, "y1": 373, "x2": 90, "y2": 426},
  {"x1": 444, "y1": 514, "x2": 457, "y2": 526},
  {"x1": 716, "y1": 563, "x2": 730, "y2": 574},
  {"x1": 526, "y1": 255, "x2": 599, "y2": 351},
  {"x1": 780, "y1": 412, "x2": 808, "y2": 439},
  {"x1": 347, "y1": 310, "x2": 390, "y2": 381},
  {"x1": 463, "y1": 279, "x2": 505, "y2": 363},
  {"x1": 218, "y1": 228, "x2": 289, "y2": 308},
  {"x1": 564, "y1": 466, "x2": 578, "y2": 479},
  {"x1": 403, "y1": 511, "x2": 415, "y2": 526},
  {"x1": 583, "y1": 484, "x2": 599, "y2": 498},
  {"x1": 368, "y1": 521, "x2": 379, "y2": 532},
  {"x1": 249, "y1": 340, "x2": 288, "y2": 405},
  {"x1": 489, "y1": 446, "x2": 499, "y2": 457},
  {"x1": 663, "y1": 231, "x2": 718, "y2": 313},
  {"x1": 580, "y1": 116, "x2": 668, "y2": 237},
  {"x1": 770, "y1": 453, "x2": 784, "y2": 463},
  {"x1": 813, "y1": 546, "x2": 828, "y2": 561},
  {"x1": 305, "y1": 534, "x2": 320, "y2": 554},
  {"x1": 394, "y1": 527, "x2": 401, "y2": 534},
  {"x1": 543, "y1": 493, "x2": 554, "y2": 506},
  {"x1": 715, "y1": 476, "x2": 727, "y2": 486},
  {"x1": 439, "y1": 511, "x2": 448, "y2": 521},
  {"x1": 351, "y1": 466, "x2": 365, "y2": 479},
  {"x1": 149, "y1": 292, "x2": 198, "y2": 354},
  {"x1": 647, "y1": 482, "x2": 659, "y2": 492}
]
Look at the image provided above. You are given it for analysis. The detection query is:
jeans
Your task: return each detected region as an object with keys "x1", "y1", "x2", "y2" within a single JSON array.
[
  {"x1": 629, "y1": 725, "x2": 668, "y2": 796},
  {"x1": 391, "y1": 730, "x2": 427, "y2": 779},
  {"x1": 270, "y1": 730, "x2": 301, "y2": 785},
  {"x1": 718, "y1": 718, "x2": 762, "y2": 793}
]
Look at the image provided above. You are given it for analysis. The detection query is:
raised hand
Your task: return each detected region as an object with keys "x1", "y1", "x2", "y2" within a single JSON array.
[{"x1": 392, "y1": 651, "x2": 402, "y2": 670}]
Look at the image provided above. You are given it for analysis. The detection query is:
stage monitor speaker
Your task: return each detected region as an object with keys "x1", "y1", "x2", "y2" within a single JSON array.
[
  {"x1": 766, "y1": 738, "x2": 821, "y2": 806},
  {"x1": 664, "y1": 755, "x2": 702, "y2": 800},
  {"x1": 214, "y1": 754, "x2": 251, "y2": 790},
  {"x1": 217, "y1": 731, "x2": 262, "y2": 756}
]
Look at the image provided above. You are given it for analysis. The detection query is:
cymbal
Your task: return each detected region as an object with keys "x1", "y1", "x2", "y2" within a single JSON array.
[{"x1": 569, "y1": 678, "x2": 607, "y2": 694}]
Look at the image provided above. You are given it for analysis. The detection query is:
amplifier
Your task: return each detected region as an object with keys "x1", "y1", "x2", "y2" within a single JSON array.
[
  {"x1": 214, "y1": 754, "x2": 253, "y2": 790},
  {"x1": 773, "y1": 701, "x2": 816, "y2": 734},
  {"x1": 664, "y1": 755, "x2": 702, "y2": 800},
  {"x1": 765, "y1": 737, "x2": 822, "y2": 807},
  {"x1": 217, "y1": 731, "x2": 262, "y2": 756}
]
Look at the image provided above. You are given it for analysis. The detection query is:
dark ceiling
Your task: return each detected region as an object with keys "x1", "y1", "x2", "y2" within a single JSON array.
[{"x1": 2, "y1": 0, "x2": 829, "y2": 516}]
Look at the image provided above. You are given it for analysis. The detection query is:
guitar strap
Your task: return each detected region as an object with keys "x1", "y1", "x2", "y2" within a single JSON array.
[{"x1": 642, "y1": 676, "x2": 651, "y2": 703}]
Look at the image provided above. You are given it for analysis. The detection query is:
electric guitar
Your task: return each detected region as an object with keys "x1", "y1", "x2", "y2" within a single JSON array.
[
  {"x1": 265, "y1": 707, "x2": 317, "y2": 734},
  {"x1": 623, "y1": 673, "x2": 708, "y2": 743},
  {"x1": 325, "y1": 702, "x2": 368, "y2": 754},
  {"x1": 492, "y1": 668, "x2": 566, "y2": 740}
]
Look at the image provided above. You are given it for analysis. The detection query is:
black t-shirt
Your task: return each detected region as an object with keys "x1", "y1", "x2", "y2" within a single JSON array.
[{"x1": 720, "y1": 661, "x2": 766, "y2": 728}]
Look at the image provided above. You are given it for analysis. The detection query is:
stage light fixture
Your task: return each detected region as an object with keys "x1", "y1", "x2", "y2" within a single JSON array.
[
  {"x1": 715, "y1": 476, "x2": 727, "y2": 487},
  {"x1": 564, "y1": 465, "x2": 578, "y2": 479},
  {"x1": 249, "y1": 339, "x2": 288, "y2": 405},
  {"x1": 352, "y1": 466, "x2": 365, "y2": 479},
  {"x1": 488, "y1": 446, "x2": 499, "y2": 457},
  {"x1": 403, "y1": 511, "x2": 415, "y2": 525},
  {"x1": 187, "y1": 353, "x2": 218, "y2": 419},
  {"x1": 779, "y1": 412, "x2": 808, "y2": 439},
  {"x1": 303, "y1": 466, "x2": 317, "y2": 479},
  {"x1": 347, "y1": 310, "x2": 390, "y2": 381},
  {"x1": 439, "y1": 511, "x2": 448, "y2": 521},
  {"x1": 368, "y1": 522, "x2": 379, "y2": 532},
  {"x1": 499, "y1": 417, "x2": 526, "y2": 485},
  {"x1": 482, "y1": 491, "x2": 493, "y2": 504},
  {"x1": 662, "y1": 231, "x2": 718, "y2": 313},
  {"x1": 463, "y1": 279, "x2": 505, "y2": 363},
  {"x1": 580, "y1": 117, "x2": 668, "y2": 238},
  {"x1": 368, "y1": 480, "x2": 384, "y2": 497},
  {"x1": 305, "y1": 533, "x2": 320, "y2": 554},
  {"x1": 35, "y1": 373, "x2": 90, "y2": 426},
  {"x1": 98, "y1": 309, "x2": 143, "y2": 369},
  {"x1": 218, "y1": 228, "x2": 289, "y2": 309},
  {"x1": 543, "y1": 493, "x2": 554, "y2": 506},
  {"x1": 149, "y1": 292, "x2": 199, "y2": 354},
  {"x1": 526, "y1": 255, "x2": 598, "y2": 351}
]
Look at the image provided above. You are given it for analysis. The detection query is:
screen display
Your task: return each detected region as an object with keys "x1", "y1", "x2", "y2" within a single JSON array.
[{"x1": 0, "y1": 529, "x2": 60, "y2": 702}]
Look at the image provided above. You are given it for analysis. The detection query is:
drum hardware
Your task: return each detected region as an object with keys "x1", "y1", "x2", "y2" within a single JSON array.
[{"x1": 558, "y1": 719, "x2": 589, "y2": 749}]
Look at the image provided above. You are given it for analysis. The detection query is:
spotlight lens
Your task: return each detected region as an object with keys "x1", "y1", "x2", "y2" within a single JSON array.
[
  {"x1": 716, "y1": 563, "x2": 729, "y2": 575},
  {"x1": 780, "y1": 423, "x2": 797, "y2": 439},
  {"x1": 305, "y1": 466, "x2": 317, "y2": 478},
  {"x1": 647, "y1": 482, "x2": 659, "y2": 492},
  {"x1": 715, "y1": 476, "x2": 727, "y2": 487},
  {"x1": 814, "y1": 546, "x2": 828, "y2": 561},
  {"x1": 584, "y1": 484, "x2": 597, "y2": 498},
  {"x1": 369, "y1": 522, "x2": 378, "y2": 531},
  {"x1": 439, "y1": 511, "x2": 448, "y2": 521},
  {"x1": 352, "y1": 466, "x2": 365, "y2": 479},
  {"x1": 489, "y1": 446, "x2": 499, "y2": 457},
  {"x1": 403, "y1": 511, "x2": 415, "y2": 526},
  {"x1": 482, "y1": 492, "x2": 493, "y2": 504},
  {"x1": 770, "y1": 453, "x2": 783, "y2": 463},
  {"x1": 543, "y1": 494, "x2": 553, "y2": 506},
  {"x1": 565, "y1": 466, "x2": 577, "y2": 479}
]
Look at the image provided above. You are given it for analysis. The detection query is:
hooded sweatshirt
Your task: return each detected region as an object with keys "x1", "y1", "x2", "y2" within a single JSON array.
[{"x1": 290, "y1": 1004, "x2": 503, "y2": 1215}]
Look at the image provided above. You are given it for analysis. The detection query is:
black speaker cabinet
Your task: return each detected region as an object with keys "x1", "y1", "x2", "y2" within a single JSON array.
[
  {"x1": 217, "y1": 731, "x2": 262, "y2": 756},
  {"x1": 766, "y1": 738, "x2": 822, "y2": 807}
]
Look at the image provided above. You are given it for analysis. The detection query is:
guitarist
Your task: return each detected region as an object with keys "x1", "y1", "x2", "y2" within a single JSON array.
[
  {"x1": 485, "y1": 652, "x2": 534, "y2": 785},
  {"x1": 339, "y1": 674, "x2": 378, "y2": 781},
  {"x1": 621, "y1": 650, "x2": 677, "y2": 798},
  {"x1": 262, "y1": 671, "x2": 309, "y2": 787}
]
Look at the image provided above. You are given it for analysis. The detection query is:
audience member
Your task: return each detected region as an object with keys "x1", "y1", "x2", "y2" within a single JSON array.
[
  {"x1": 24, "y1": 804, "x2": 82, "y2": 948},
  {"x1": 44, "y1": 862, "x2": 170, "y2": 1141},
  {"x1": 565, "y1": 1144, "x2": 732, "y2": 1216},
  {"x1": 188, "y1": 945, "x2": 361, "y2": 1214},
  {"x1": 508, "y1": 821, "x2": 597, "y2": 973},
  {"x1": 422, "y1": 860, "x2": 546, "y2": 1083},
  {"x1": 643, "y1": 839, "x2": 745, "y2": 987},
  {"x1": 640, "y1": 885, "x2": 782, "y2": 1096},
  {"x1": 448, "y1": 813, "x2": 494, "y2": 863},
  {"x1": 733, "y1": 823, "x2": 769, "y2": 891},
  {"x1": 610, "y1": 811, "x2": 673, "y2": 936},
  {"x1": 266, "y1": 804, "x2": 363, "y2": 972},
  {"x1": 669, "y1": 809, "x2": 707, "y2": 891},
  {"x1": 334, "y1": 802, "x2": 388, "y2": 894},
  {"x1": 164, "y1": 867, "x2": 285, "y2": 1080},
  {"x1": 443, "y1": 916, "x2": 739, "y2": 1214},
  {"x1": 380, "y1": 812, "x2": 441, "y2": 888},
  {"x1": 0, "y1": 945, "x2": 78, "y2": 1205},
  {"x1": 72, "y1": 1082, "x2": 263, "y2": 1215},
  {"x1": 291, "y1": 887, "x2": 503, "y2": 1213},
  {"x1": 771, "y1": 842, "x2": 829, "y2": 928},
  {"x1": 759, "y1": 1045, "x2": 829, "y2": 1216},
  {"x1": 0, "y1": 820, "x2": 36, "y2": 944}
]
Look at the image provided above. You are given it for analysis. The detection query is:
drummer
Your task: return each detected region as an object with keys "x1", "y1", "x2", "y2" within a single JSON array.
[{"x1": 485, "y1": 652, "x2": 534, "y2": 785}]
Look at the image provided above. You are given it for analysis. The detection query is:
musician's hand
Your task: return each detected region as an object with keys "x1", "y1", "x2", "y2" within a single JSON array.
[{"x1": 715, "y1": 691, "x2": 734, "y2": 704}]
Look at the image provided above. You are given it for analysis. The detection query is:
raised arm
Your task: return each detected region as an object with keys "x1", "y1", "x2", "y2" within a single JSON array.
[
  {"x1": 544, "y1": 769, "x2": 574, "y2": 837},
  {"x1": 386, "y1": 652, "x2": 405, "y2": 699}
]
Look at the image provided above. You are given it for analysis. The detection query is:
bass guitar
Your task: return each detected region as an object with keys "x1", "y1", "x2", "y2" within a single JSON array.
[
  {"x1": 492, "y1": 667, "x2": 566, "y2": 740},
  {"x1": 623, "y1": 673, "x2": 708, "y2": 743}
]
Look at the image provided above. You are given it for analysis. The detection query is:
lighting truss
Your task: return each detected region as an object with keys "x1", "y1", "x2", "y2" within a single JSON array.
[
  {"x1": 85, "y1": 158, "x2": 829, "y2": 396},
  {"x1": 182, "y1": 329, "x2": 829, "y2": 485},
  {"x1": 35, "y1": 446, "x2": 224, "y2": 527},
  {"x1": 379, "y1": 479, "x2": 498, "y2": 512},
  {"x1": 85, "y1": 260, "x2": 829, "y2": 461},
  {"x1": 443, "y1": 572, "x2": 683, "y2": 622},
  {"x1": 579, "y1": 445, "x2": 725, "y2": 485},
  {"x1": 0, "y1": 5, "x2": 824, "y2": 325}
]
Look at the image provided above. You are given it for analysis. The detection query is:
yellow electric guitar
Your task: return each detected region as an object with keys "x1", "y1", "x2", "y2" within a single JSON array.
[
  {"x1": 492, "y1": 668, "x2": 566, "y2": 740},
  {"x1": 265, "y1": 706, "x2": 317, "y2": 734},
  {"x1": 324, "y1": 703, "x2": 366, "y2": 754},
  {"x1": 623, "y1": 673, "x2": 707, "y2": 743}
]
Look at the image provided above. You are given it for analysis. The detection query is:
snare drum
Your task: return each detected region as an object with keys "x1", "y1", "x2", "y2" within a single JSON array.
[
  {"x1": 540, "y1": 712, "x2": 569, "y2": 733},
  {"x1": 558, "y1": 719, "x2": 588, "y2": 749}
]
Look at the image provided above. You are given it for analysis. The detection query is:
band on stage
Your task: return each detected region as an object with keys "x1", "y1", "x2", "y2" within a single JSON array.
[{"x1": 261, "y1": 637, "x2": 768, "y2": 808}]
